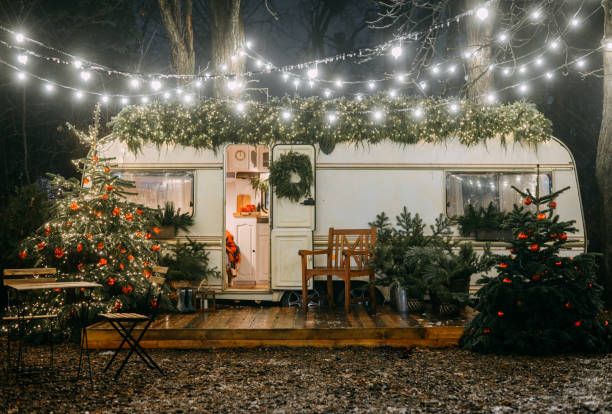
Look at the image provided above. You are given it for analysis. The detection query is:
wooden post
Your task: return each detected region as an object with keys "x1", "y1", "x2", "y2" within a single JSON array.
[{"x1": 463, "y1": 0, "x2": 495, "y2": 102}]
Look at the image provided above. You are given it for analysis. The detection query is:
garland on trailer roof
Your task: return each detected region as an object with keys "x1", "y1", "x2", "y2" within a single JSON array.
[
  {"x1": 109, "y1": 96, "x2": 553, "y2": 155},
  {"x1": 269, "y1": 151, "x2": 313, "y2": 202}
]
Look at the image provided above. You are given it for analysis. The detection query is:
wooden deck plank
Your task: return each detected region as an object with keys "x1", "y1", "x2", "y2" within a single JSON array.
[{"x1": 86, "y1": 305, "x2": 465, "y2": 350}]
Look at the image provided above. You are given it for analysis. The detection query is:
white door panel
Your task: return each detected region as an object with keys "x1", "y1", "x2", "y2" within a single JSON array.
[
  {"x1": 271, "y1": 230, "x2": 312, "y2": 289},
  {"x1": 272, "y1": 145, "x2": 315, "y2": 230}
]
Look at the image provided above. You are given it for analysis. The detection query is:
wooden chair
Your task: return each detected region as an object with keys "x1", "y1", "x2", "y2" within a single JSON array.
[
  {"x1": 299, "y1": 228, "x2": 377, "y2": 313},
  {"x1": 99, "y1": 266, "x2": 167, "y2": 380},
  {"x1": 1, "y1": 268, "x2": 59, "y2": 374}
]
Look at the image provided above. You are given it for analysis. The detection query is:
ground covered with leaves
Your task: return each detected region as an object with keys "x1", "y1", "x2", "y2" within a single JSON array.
[{"x1": 1, "y1": 345, "x2": 611, "y2": 413}]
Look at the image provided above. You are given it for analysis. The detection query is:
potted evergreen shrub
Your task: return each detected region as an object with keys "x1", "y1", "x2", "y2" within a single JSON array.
[
  {"x1": 153, "y1": 201, "x2": 194, "y2": 239},
  {"x1": 455, "y1": 203, "x2": 512, "y2": 242}
]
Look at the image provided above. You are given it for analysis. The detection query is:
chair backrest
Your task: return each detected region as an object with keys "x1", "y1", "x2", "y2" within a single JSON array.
[{"x1": 327, "y1": 228, "x2": 377, "y2": 270}]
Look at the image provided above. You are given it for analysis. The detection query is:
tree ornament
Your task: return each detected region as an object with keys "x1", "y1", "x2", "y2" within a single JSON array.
[
  {"x1": 548, "y1": 201, "x2": 557, "y2": 209},
  {"x1": 106, "y1": 185, "x2": 114, "y2": 192},
  {"x1": 98, "y1": 257, "x2": 108, "y2": 267},
  {"x1": 44, "y1": 225, "x2": 51, "y2": 236},
  {"x1": 605, "y1": 320, "x2": 609, "y2": 327},
  {"x1": 564, "y1": 302, "x2": 572, "y2": 310},
  {"x1": 76, "y1": 243, "x2": 83, "y2": 253},
  {"x1": 119, "y1": 263, "x2": 125, "y2": 271},
  {"x1": 107, "y1": 277, "x2": 116, "y2": 286},
  {"x1": 113, "y1": 299, "x2": 122, "y2": 311},
  {"x1": 269, "y1": 151, "x2": 313, "y2": 202},
  {"x1": 121, "y1": 284, "x2": 133, "y2": 295},
  {"x1": 497, "y1": 311, "x2": 504, "y2": 317},
  {"x1": 70, "y1": 201, "x2": 79, "y2": 211},
  {"x1": 112, "y1": 207, "x2": 121, "y2": 216},
  {"x1": 502, "y1": 277, "x2": 512, "y2": 284},
  {"x1": 549, "y1": 233, "x2": 558, "y2": 239},
  {"x1": 37, "y1": 241, "x2": 46, "y2": 250},
  {"x1": 136, "y1": 208, "x2": 143, "y2": 215},
  {"x1": 531, "y1": 274, "x2": 541, "y2": 282},
  {"x1": 523, "y1": 197, "x2": 533, "y2": 206},
  {"x1": 150, "y1": 298, "x2": 159, "y2": 309},
  {"x1": 536, "y1": 213, "x2": 547, "y2": 220},
  {"x1": 101, "y1": 194, "x2": 109, "y2": 201},
  {"x1": 125, "y1": 212, "x2": 134, "y2": 222},
  {"x1": 97, "y1": 242, "x2": 104, "y2": 250},
  {"x1": 499, "y1": 262, "x2": 509, "y2": 269},
  {"x1": 574, "y1": 320, "x2": 582, "y2": 327},
  {"x1": 54, "y1": 247, "x2": 65, "y2": 259},
  {"x1": 518, "y1": 232, "x2": 528, "y2": 240},
  {"x1": 127, "y1": 254, "x2": 135, "y2": 262},
  {"x1": 18, "y1": 250, "x2": 27, "y2": 260},
  {"x1": 151, "y1": 244, "x2": 161, "y2": 252},
  {"x1": 153, "y1": 226, "x2": 161, "y2": 234},
  {"x1": 77, "y1": 263, "x2": 85, "y2": 272},
  {"x1": 104, "y1": 166, "x2": 111, "y2": 174},
  {"x1": 529, "y1": 243, "x2": 540, "y2": 252},
  {"x1": 82, "y1": 177, "x2": 90, "y2": 186},
  {"x1": 555, "y1": 261, "x2": 563, "y2": 267},
  {"x1": 143, "y1": 269, "x2": 152, "y2": 278},
  {"x1": 558, "y1": 233, "x2": 568, "y2": 241}
]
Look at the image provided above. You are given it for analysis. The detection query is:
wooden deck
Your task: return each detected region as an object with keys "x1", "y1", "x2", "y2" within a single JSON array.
[{"x1": 86, "y1": 306, "x2": 465, "y2": 349}]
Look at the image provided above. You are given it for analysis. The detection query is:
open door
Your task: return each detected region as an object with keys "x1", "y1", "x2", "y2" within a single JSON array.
[{"x1": 271, "y1": 144, "x2": 315, "y2": 289}]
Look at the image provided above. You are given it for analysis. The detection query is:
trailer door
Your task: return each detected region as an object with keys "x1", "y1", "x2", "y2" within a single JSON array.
[{"x1": 270, "y1": 144, "x2": 315, "y2": 289}]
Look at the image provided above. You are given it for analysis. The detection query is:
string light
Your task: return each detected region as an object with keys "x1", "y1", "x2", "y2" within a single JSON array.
[
  {"x1": 498, "y1": 32, "x2": 510, "y2": 43},
  {"x1": 390, "y1": 45, "x2": 403, "y2": 59},
  {"x1": 16, "y1": 71, "x2": 26, "y2": 82},
  {"x1": 413, "y1": 107, "x2": 424, "y2": 119},
  {"x1": 372, "y1": 109, "x2": 384, "y2": 122},
  {"x1": 306, "y1": 67, "x2": 318, "y2": 79},
  {"x1": 163, "y1": 91, "x2": 171, "y2": 100},
  {"x1": 74, "y1": 90, "x2": 84, "y2": 100},
  {"x1": 72, "y1": 59, "x2": 83, "y2": 69},
  {"x1": 235, "y1": 101, "x2": 246, "y2": 113},
  {"x1": 101, "y1": 94, "x2": 109, "y2": 103},
  {"x1": 14, "y1": 32, "x2": 25, "y2": 43},
  {"x1": 530, "y1": 8, "x2": 543, "y2": 22},
  {"x1": 549, "y1": 39, "x2": 561, "y2": 50},
  {"x1": 326, "y1": 111, "x2": 338, "y2": 124},
  {"x1": 570, "y1": 17, "x2": 581, "y2": 28},
  {"x1": 323, "y1": 89, "x2": 332, "y2": 98},
  {"x1": 129, "y1": 78, "x2": 140, "y2": 89},
  {"x1": 485, "y1": 92, "x2": 497, "y2": 104},
  {"x1": 367, "y1": 81, "x2": 376, "y2": 90},
  {"x1": 195, "y1": 79, "x2": 203, "y2": 88},
  {"x1": 120, "y1": 97, "x2": 129, "y2": 105},
  {"x1": 80, "y1": 71, "x2": 92, "y2": 82},
  {"x1": 334, "y1": 79, "x2": 343, "y2": 89},
  {"x1": 141, "y1": 96, "x2": 149, "y2": 104},
  {"x1": 43, "y1": 82, "x2": 55, "y2": 93},
  {"x1": 518, "y1": 83, "x2": 529, "y2": 94},
  {"x1": 448, "y1": 102, "x2": 460, "y2": 114},
  {"x1": 17, "y1": 54, "x2": 28, "y2": 65},
  {"x1": 282, "y1": 72, "x2": 289, "y2": 82},
  {"x1": 150, "y1": 79, "x2": 162, "y2": 91},
  {"x1": 545, "y1": 71, "x2": 554, "y2": 80},
  {"x1": 475, "y1": 6, "x2": 489, "y2": 21},
  {"x1": 281, "y1": 109, "x2": 292, "y2": 121}
]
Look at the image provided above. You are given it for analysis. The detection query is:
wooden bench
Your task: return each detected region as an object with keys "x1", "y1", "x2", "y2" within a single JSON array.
[{"x1": 299, "y1": 228, "x2": 377, "y2": 313}]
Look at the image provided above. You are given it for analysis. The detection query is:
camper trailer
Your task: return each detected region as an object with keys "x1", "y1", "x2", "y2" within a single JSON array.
[{"x1": 100, "y1": 136, "x2": 586, "y2": 304}]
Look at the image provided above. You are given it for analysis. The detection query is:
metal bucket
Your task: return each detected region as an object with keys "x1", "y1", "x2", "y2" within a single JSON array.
[{"x1": 394, "y1": 286, "x2": 410, "y2": 314}]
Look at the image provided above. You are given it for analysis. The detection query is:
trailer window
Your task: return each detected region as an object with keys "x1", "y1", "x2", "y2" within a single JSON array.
[
  {"x1": 114, "y1": 171, "x2": 194, "y2": 214},
  {"x1": 446, "y1": 172, "x2": 552, "y2": 217}
]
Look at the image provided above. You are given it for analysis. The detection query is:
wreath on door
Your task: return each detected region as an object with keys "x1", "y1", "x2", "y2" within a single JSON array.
[{"x1": 269, "y1": 151, "x2": 313, "y2": 202}]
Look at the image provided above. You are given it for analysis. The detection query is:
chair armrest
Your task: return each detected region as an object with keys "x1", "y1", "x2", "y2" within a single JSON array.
[{"x1": 298, "y1": 249, "x2": 330, "y2": 257}]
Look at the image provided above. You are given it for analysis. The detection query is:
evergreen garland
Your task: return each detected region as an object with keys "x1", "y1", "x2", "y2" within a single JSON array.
[
  {"x1": 109, "y1": 97, "x2": 552, "y2": 154},
  {"x1": 269, "y1": 151, "x2": 313, "y2": 202}
]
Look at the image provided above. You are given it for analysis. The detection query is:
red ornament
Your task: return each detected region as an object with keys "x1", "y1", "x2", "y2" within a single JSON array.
[
  {"x1": 574, "y1": 320, "x2": 582, "y2": 327},
  {"x1": 152, "y1": 226, "x2": 161, "y2": 235},
  {"x1": 120, "y1": 247, "x2": 127, "y2": 254},
  {"x1": 70, "y1": 201, "x2": 79, "y2": 211},
  {"x1": 558, "y1": 233, "x2": 568, "y2": 241},
  {"x1": 104, "y1": 166, "x2": 111, "y2": 174},
  {"x1": 483, "y1": 327, "x2": 491, "y2": 334},
  {"x1": 18, "y1": 250, "x2": 27, "y2": 260},
  {"x1": 112, "y1": 207, "x2": 121, "y2": 217},
  {"x1": 536, "y1": 213, "x2": 547, "y2": 221},
  {"x1": 151, "y1": 244, "x2": 161, "y2": 252},
  {"x1": 106, "y1": 185, "x2": 114, "y2": 192},
  {"x1": 531, "y1": 274, "x2": 541, "y2": 282},
  {"x1": 587, "y1": 282, "x2": 593, "y2": 289},
  {"x1": 564, "y1": 302, "x2": 572, "y2": 310},
  {"x1": 119, "y1": 263, "x2": 125, "y2": 271},
  {"x1": 98, "y1": 257, "x2": 108, "y2": 267},
  {"x1": 53, "y1": 247, "x2": 65, "y2": 259},
  {"x1": 76, "y1": 243, "x2": 83, "y2": 253},
  {"x1": 604, "y1": 320, "x2": 609, "y2": 327},
  {"x1": 498, "y1": 262, "x2": 509, "y2": 269},
  {"x1": 127, "y1": 254, "x2": 135, "y2": 262},
  {"x1": 124, "y1": 212, "x2": 134, "y2": 222},
  {"x1": 143, "y1": 269, "x2": 152, "y2": 278},
  {"x1": 145, "y1": 232, "x2": 152, "y2": 240},
  {"x1": 548, "y1": 201, "x2": 557, "y2": 209},
  {"x1": 554, "y1": 261, "x2": 563, "y2": 267},
  {"x1": 113, "y1": 299, "x2": 122, "y2": 311},
  {"x1": 95, "y1": 210, "x2": 103, "y2": 218},
  {"x1": 497, "y1": 311, "x2": 505, "y2": 317},
  {"x1": 517, "y1": 232, "x2": 528, "y2": 240},
  {"x1": 523, "y1": 197, "x2": 533, "y2": 206},
  {"x1": 53, "y1": 288, "x2": 62, "y2": 293},
  {"x1": 136, "y1": 208, "x2": 143, "y2": 215},
  {"x1": 107, "y1": 277, "x2": 116, "y2": 286},
  {"x1": 36, "y1": 241, "x2": 46, "y2": 250},
  {"x1": 97, "y1": 242, "x2": 104, "y2": 251},
  {"x1": 150, "y1": 298, "x2": 159, "y2": 310},
  {"x1": 77, "y1": 263, "x2": 85, "y2": 272},
  {"x1": 502, "y1": 277, "x2": 512, "y2": 284},
  {"x1": 44, "y1": 225, "x2": 51, "y2": 236},
  {"x1": 529, "y1": 243, "x2": 540, "y2": 252},
  {"x1": 121, "y1": 285, "x2": 133, "y2": 295},
  {"x1": 82, "y1": 177, "x2": 90, "y2": 185},
  {"x1": 101, "y1": 194, "x2": 109, "y2": 201}
]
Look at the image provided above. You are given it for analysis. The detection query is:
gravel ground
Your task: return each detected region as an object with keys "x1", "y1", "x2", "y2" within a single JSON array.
[{"x1": 1, "y1": 344, "x2": 611, "y2": 413}]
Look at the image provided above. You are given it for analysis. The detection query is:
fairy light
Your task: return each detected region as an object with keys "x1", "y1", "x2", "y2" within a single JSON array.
[
  {"x1": 390, "y1": 45, "x2": 403, "y2": 59},
  {"x1": 475, "y1": 6, "x2": 489, "y2": 21},
  {"x1": 534, "y1": 57, "x2": 544, "y2": 67},
  {"x1": 246, "y1": 40, "x2": 253, "y2": 49},
  {"x1": 431, "y1": 65, "x2": 440, "y2": 75},
  {"x1": 282, "y1": 72, "x2": 289, "y2": 82},
  {"x1": 549, "y1": 39, "x2": 561, "y2": 50},
  {"x1": 367, "y1": 81, "x2": 376, "y2": 90},
  {"x1": 235, "y1": 101, "x2": 246, "y2": 113},
  {"x1": 281, "y1": 109, "x2": 292, "y2": 121},
  {"x1": 43, "y1": 83, "x2": 55, "y2": 93},
  {"x1": 163, "y1": 91, "x2": 171, "y2": 100},
  {"x1": 16, "y1": 71, "x2": 26, "y2": 82},
  {"x1": 419, "y1": 81, "x2": 428, "y2": 91},
  {"x1": 80, "y1": 71, "x2": 92, "y2": 82},
  {"x1": 372, "y1": 109, "x2": 384, "y2": 122},
  {"x1": 150, "y1": 79, "x2": 162, "y2": 91},
  {"x1": 72, "y1": 59, "x2": 83, "y2": 69},
  {"x1": 308, "y1": 80, "x2": 315, "y2": 88},
  {"x1": 570, "y1": 17, "x2": 581, "y2": 28},
  {"x1": 101, "y1": 94, "x2": 109, "y2": 103},
  {"x1": 120, "y1": 97, "x2": 129, "y2": 105},
  {"x1": 14, "y1": 32, "x2": 25, "y2": 43},
  {"x1": 388, "y1": 89, "x2": 397, "y2": 98},
  {"x1": 396, "y1": 73, "x2": 406, "y2": 82},
  {"x1": 498, "y1": 32, "x2": 509, "y2": 43},
  {"x1": 545, "y1": 71, "x2": 554, "y2": 80},
  {"x1": 129, "y1": 78, "x2": 141, "y2": 89},
  {"x1": 413, "y1": 107, "x2": 424, "y2": 119},
  {"x1": 518, "y1": 65, "x2": 527, "y2": 74},
  {"x1": 17, "y1": 54, "x2": 28, "y2": 65},
  {"x1": 323, "y1": 89, "x2": 332, "y2": 98},
  {"x1": 518, "y1": 83, "x2": 529, "y2": 94},
  {"x1": 447, "y1": 65, "x2": 457, "y2": 74},
  {"x1": 141, "y1": 96, "x2": 149, "y2": 104},
  {"x1": 485, "y1": 92, "x2": 497, "y2": 104},
  {"x1": 334, "y1": 79, "x2": 343, "y2": 89},
  {"x1": 74, "y1": 90, "x2": 84, "y2": 100},
  {"x1": 326, "y1": 111, "x2": 338, "y2": 124},
  {"x1": 576, "y1": 59, "x2": 586, "y2": 69},
  {"x1": 355, "y1": 94, "x2": 363, "y2": 101},
  {"x1": 448, "y1": 102, "x2": 460, "y2": 114},
  {"x1": 307, "y1": 67, "x2": 318, "y2": 79},
  {"x1": 255, "y1": 59, "x2": 263, "y2": 68},
  {"x1": 502, "y1": 67, "x2": 511, "y2": 77},
  {"x1": 183, "y1": 94, "x2": 194, "y2": 105},
  {"x1": 530, "y1": 8, "x2": 543, "y2": 22},
  {"x1": 175, "y1": 88, "x2": 183, "y2": 96}
]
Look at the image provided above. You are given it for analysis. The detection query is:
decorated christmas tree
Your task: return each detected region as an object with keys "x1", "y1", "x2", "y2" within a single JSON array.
[
  {"x1": 16, "y1": 106, "x2": 164, "y2": 330},
  {"x1": 461, "y1": 181, "x2": 611, "y2": 354}
]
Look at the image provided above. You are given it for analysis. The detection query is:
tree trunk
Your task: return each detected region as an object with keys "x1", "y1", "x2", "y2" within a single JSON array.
[
  {"x1": 463, "y1": 0, "x2": 494, "y2": 102},
  {"x1": 158, "y1": 0, "x2": 195, "y2": 76},
  {"x1": 210, "y1": 0, "x2": 245, "y2": 98},
  {"x1": 597, "y1": 0, "x2": 612, "y2": 305}
]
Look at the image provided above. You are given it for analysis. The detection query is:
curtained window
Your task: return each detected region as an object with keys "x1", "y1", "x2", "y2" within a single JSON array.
[{"x1": 114, "y1": 170, "x2": 194, "y2": 214}]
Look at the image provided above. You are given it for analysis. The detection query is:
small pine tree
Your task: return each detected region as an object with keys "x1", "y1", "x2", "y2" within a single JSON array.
[
  {"x1": 16, "y1": 106, "x2": 164, "y2": 331},
  {"x1": 461, "y1": 184, "x2": 611, "y2": 354}
]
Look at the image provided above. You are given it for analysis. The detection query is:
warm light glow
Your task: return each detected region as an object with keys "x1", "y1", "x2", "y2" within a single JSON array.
[
  {"x1": 498, "y1": 32, "x2": 509, "y2": 43},
  {"x1": 413, "y1": 107, "x2": 424, "y2": 119},
  {"x1": 129, "y1": 78, "x2": 141, "y2": 89},
  {"x1": 372, "y1": 109, "x2": 384, "y2": 122},
  {"x1": 16, "y1": 72, "x2": 26, "y2": 82},
  {"x1": 141, "y1": 96, "x2": 149, "y2": 104},
  {"x1": 485, "y1": 92, "x2": 497, "y2": 104},
  {"x1": 121, "y1": 97, "x2": 129, "y2": 105},
  {"x1": 281, "y1": 109, "x2": 292, "y2": 120},
  {"x1": 73, "y1": 59, "x2": 83, "y2": 69},
  {"x1": 518, "y1": 83, "x2": 529, "y2": 94},
  {"x1": 388, "y1": 89, "x2": 397, "y2": 98},
  {"x1": 80, "y1": 71, "x2": 92, "y2": 81},
  {"x1": 396, "y1": 73, "x2": 406, "y2": 82},
  {"x1": 326, "y1": 112, "x2": 338, "y2": 124},
  {"x1": 293, "y1": 79, "x2": 300, "y2": 88},
  {"x1": 74, "y1": 90, "x2": 84, "y2": 100},
  {"x1": 235, "y1": 102, "x2": 246, "y2": 113},
  {"x1": 367, "y1": 81, "x2": 376, "y2": 90},
  {"x1": 101, "y1": 94, "x2": 109, "y2": 103},
  {"x1": 43, "y1": 83, "x2": 55, "y2": 93},
  {"x1": 576, "y1": 59, "x2": 586, "y2": 69},
  {"x1": 570, "y1": 17, "x2": 581, "y2": 28},
  {"x1": 549, "y1": 39, "x2": 561, "y2": 50},
  {"x1": 17, "y1": 54, "x2": 28, "y2": 65},
  {"x1": 334, "y1": 79, "x2": 343, "y2": 88},
  {"x1": 323, "y1": 89, "x2": 332, "y2": 98},
  {"x1": 14, "y1": 32, "x2": 25, "y2": 43},
  {"x1": 448, "y1": 102, "x2": 460, "y2": 113},
  {"x1": 545, "y1": 71, "x2": 554, "y2": 80},
  {"x1": 150, "y1": 79, "x2": 162, "y2": 91},
  {"x1": 306, "y1": 67, "x2": 318, "y2": 79},
  {"x1": 530, "y1": 9, "x2": 542, "y2": 21},
  {"x1": 282, "y1": 72, "x2": 289, "y2": 82}
]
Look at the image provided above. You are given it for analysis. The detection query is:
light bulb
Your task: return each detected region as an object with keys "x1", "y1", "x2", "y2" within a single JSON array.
[
  {"x1": 334, "y1": 79, "x2": 343, "y2": 88},
  {"x1": 530, "y1": 9, "x2": 542, "y2": 21},
  {"x1": 327, "y1": 112, "x2": 338, "y2": 124},
  {"x1": 576, "y1": 59, "x2": 586, "y2": 69},
  {"x1": 293, "y1": 79, "x2": 300, "y2": 88},
  {"x1": 475, "y1": 7, "x2": 489, "y2": 21},
  {"x1": 246, "y1": 40, "x2": 253, "y2": 49},
  {"x1": 518, "y1": 83, "x2": 529, "y2": 94},
  {"x1": 372, "y1": 109, "x2": 384, "y2": 122},
  {"x1": 150, "y1": 79, "x2": 162, "y2": 91},
  {"x1": 549, "y1": 39, "x2": 560, "y2": 50},
  {"x1": 431, "y1": 65, "x2": 440, "y2": 75},
  {"x1": 163, "y1": 91, "x2": 171, "y2": 100},
  {"x1": 485, "y1": 92, "x2": 497, "y2": 104},
  {"x1": 308, "y1": 80, "x2": 315, "y2": 88},
  {"x1": 534, "y1": 57, "x2": 544, "y2": 67},
  {"x1": 265, "y1": 63, "x2": 272, "y2": 71},
  {"x1": 388, "y1": 89, "x2": 397, "y2": 98},
  {"x1": 396, "y1": 73, "x2": 406, "y2": 82},
  {"x1": 74, "y1": 90, "x2": 84, "y2": 100},
  {"x1": 17, "y1": 54, "x2": 28, "y2": 65},
  {"x1": 14, "y1": 32, "x2": 25, "y2": 43},
  {"x1": 307, "y1": 67, "x2": 318, "y2": 79},
  {"x1": 175, "y1": 88, "x2": 183, "y2": 95},
  {"x1": 367, "y1": 81, "x2": 376, "y2": 90},
  {"x1": 419, "y1": 81, "x2": 428, "y2": 90},
  {"x1": 255, "y1": 59, "x2": 263, "y2": 68},
  {"x1": 545, "y1": 71, "x2": 554, "y2": 80},
  {"x1": 570, "y1": 17, "x2": 580, "y2": 28},
  {"x1": 43, "y1": 83, "x2": 55, "y2": 93},
  {"x1": 282, "y1": 72, "x2": 289, "y2": 82},
  {"x1": 390, "y1": 45, "x2": 402, "y2": 59},
  {"x1": 80, "y1": 71, "x2": 92, "y2": 81},
  {"x1": 447, "y1": 65, "x2": 457, "y2": 74},
  {"x1": 449, "y1": 102, "x2": 460, "y2": 114},
  {"x1": 355, "y1": 94, "x2": 363, "y2": 101},
  {"x1": 413, "y1": 107, "x2": 424, "y2": 119},
  {"x1": 195, "y1": 79, "x2": 203, "y2": 88},
  {"x1": 73, "y1": 59, "x2": 83, "y2": 69},
  {"x1": 281, "y1": 110, "x2": 292, "y2": 121},
  {"x1": 605, "y1": 41, "x2": 612, "y2": 51},
  {"x1": 498, "y1": 32, "x2": 509, "y2": 43},
  {"x1": 101, "y1": 94, "x2": 109, "y2": 103},
  {"x1": 220, "y1": 64, "x2": 228, "y2": 72},
  {"x1": 183, "y1": 94, "x2": 194, "y2": 104},
  {"x1": 141, "y1": 96, "x2": 149, "y2": 104},
  {"x1": 502, "y1": 67, "x2": 511, "y2": 76},
  {"x1": 236, "y1": 102, "x2": 246, "y2": 113},
  {"x1": 129, "y1": 78, "x2": 141, "y2": 89},
  {"x1": 518, "y1": 65, "x2": 527, "y2": 74},
  {"x1": 16, "y1": 72, "x2": 26, "y2": 82},
  {"x1": 121, "y1": 97, "x2": 129, "y2": 105},
  {"x1": 323, "y1": 89, "x2": 331, "y2": 98}
]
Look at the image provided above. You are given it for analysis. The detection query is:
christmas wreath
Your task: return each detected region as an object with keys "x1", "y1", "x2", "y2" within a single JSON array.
[{"x1": 269, "y1": 151, "x2": 313, "y2": 202}]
